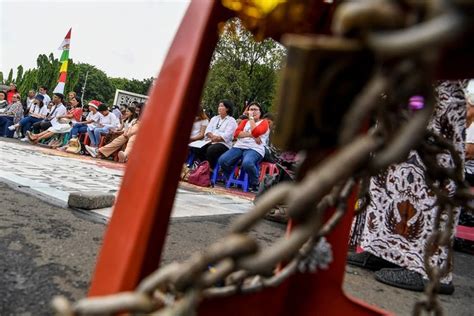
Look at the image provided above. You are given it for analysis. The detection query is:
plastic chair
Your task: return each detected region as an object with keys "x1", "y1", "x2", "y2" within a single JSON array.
[
  {"x1": 225, "y1": 162, "x2": 260, "y2": 192},
  {"x1": 186, "y1": 152, "x2": 195, "y2": 167},
  {"x1": 225, "y1": 164, "x2": 249, "y2": 192},
  {"x1": 211, "y1": 163, "x2": 226, "y2": 186},
  {"x1": 259, "y1": 162, "x2": 280, "y2": 182}
]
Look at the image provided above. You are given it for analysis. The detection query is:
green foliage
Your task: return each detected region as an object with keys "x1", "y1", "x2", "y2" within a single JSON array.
[
  {"x1": 16, "y1": 66, "x2": 23, "y2": 84},
  {"x1": 7, "y1": 69, "x2": 13, "y2": 83},
  {"x1": 74, "y1": 63, "x2": 115, "y2": 104},
  {"x1": 109, "y1": 77, "x2": 153, "y2": 104},
  {"x1": 201, "y1": 18, "x2": 286, "y2": 117},
  {"x1": 18, "y1": 69, "x2": 38, "y2": 97},
  {"x1": 0, "y1": 71, "x2": 3, "y2": 83},
  {"x1": 7, "y1": 52, "x2": 152, "y2": 105}
]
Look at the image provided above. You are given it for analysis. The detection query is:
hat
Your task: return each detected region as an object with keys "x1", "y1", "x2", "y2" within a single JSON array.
[
  {"x1": 98, "y1": 104, "x2": 108, "y2": 112},
  {"x1": 34, "y1": 94, "x2": 44, "y2": 102},
  {"x1": 88, "y1": 100, "x2": 101, "y2": 109}
]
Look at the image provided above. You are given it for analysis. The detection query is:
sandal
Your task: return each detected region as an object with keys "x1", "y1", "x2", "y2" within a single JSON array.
[
  {"x1": 26, "y1": 131, "x2": 37, "y2": 143},
  {"x1": 375, "y1": 268, "x2": 454, "y2": 295},
  {"x1": 264, "y1": 205, "x2": 288, "y2": 224},
  {"x1": 347, "y1": 251, "x2": 399, "y2": 271}
]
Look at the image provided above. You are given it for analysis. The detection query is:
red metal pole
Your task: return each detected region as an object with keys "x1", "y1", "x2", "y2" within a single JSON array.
[{"x1": 89, "y1": 0, "x2": 231, "y2": 295}]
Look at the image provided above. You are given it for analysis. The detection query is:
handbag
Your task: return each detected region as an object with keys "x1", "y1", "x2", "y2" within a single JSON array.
[
  {"x1": 66, "y1": 137, "x2": 82, "y2": 154},
  {"x1": 188, "y1": 161, "x2": 211, "y2": 187}
]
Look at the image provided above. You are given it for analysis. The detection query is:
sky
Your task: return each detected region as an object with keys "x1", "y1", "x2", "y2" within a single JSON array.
[{"x1": 0, "y1": 0, "x2": 190, "y2": 80}]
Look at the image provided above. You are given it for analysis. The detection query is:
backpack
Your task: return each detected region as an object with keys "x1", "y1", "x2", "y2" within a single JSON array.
[{"x1": 188, "y1": 161, "x2": 211, "y2": 187}]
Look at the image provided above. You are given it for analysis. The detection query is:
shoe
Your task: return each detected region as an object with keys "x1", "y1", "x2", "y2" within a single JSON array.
[
  {"x1": 8, "y1": 125, "x2": 16, "y2": 131},
  {"x1": 118, "y1": 151, "x2": 127, "y2": 163},
  {"x1": 375, "y1": 268, "x2": 455, "y2": 295},
  {"x1": 248, "y1": 185, "x2": 260, "y2": 193},
  {"x1": 347, "y1": 251, "x2": 399, "y2": 271},
  {"x1": 85, "y1": 145, "x2": 98, "y2": 158},
  {"x1": 20, "y1": 137, "x2": 28, "y2": 142}
]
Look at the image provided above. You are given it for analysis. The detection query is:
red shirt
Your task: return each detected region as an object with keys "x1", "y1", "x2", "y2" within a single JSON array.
[{"x1": 6, "y1": 89, "x2": 17, "y2": 104}]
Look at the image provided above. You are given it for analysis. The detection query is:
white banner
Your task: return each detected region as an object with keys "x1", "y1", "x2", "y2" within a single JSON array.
[{"x1": 113, "y1": 89, "x2": 148, "y2": 106}]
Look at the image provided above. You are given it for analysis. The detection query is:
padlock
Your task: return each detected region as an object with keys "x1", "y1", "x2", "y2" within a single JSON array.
[{"x1": 273, "y1": 34, "x2": 375, "y2": 150}]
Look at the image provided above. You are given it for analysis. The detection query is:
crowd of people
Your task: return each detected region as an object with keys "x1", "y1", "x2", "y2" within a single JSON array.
[
  {"x1": 0, "y1": 83, "x2": 276, "y2": 177},
  {"x1": 0, "y1": 83, "x2": 144, "y2": 163},
  {"x1": 189, "y1": 100, "x2": 278, "y2": 192},
  {"x1": 1, "y1": 77, "x2": 473, "y2": 300}
]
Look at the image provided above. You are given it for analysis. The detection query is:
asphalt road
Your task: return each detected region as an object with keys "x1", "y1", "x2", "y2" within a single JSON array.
[{"x1": 0, "y1": 181, "x2": 472, "y2": 315}]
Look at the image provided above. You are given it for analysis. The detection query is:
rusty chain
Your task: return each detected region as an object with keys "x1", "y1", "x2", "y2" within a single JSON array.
[{"x1": 52, "y1": 1, "x2": 473, "y2": 315}]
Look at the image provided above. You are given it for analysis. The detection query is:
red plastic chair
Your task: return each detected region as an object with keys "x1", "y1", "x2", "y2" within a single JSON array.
[{"x1": 259, "y1": 162, "x2": 280, "y2": 182}]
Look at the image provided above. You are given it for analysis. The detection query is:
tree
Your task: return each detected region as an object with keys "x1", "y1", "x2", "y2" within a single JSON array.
[
  {"x1": 74, "y1": 63, "x2": 115, "y2": 103},
  {"x1": 18, "y1": 69, "x2": 38, "y2": 97},
  {"x1": 201, "y1": 18, "x2": 286, "y2": 116},
  {"x1": 7, "y1": 53, "x2": 152, "y2": 104},
  {"x1": 16, "y1": 65, "x2": 24, "y2": 85},
  {"x1": 0, "y1": 72, "x2": 3, "y2": 84},
  {"x1": 7, "y1": 69, "x2": 13, "y2": 84},
  {"x1": 109, "y1": 77, "x2": 154, "y2": 101}
]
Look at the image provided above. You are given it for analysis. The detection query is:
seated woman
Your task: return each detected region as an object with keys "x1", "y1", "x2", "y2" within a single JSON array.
[
  {"x1": 217, "y1": 102, "x2": 269, "y2": 192},
  {"x1": 0, "y1": 93, "x2": 24, "y2": 137},
  {"x1": 103, "y1": 105, "x2": 137, "y2": 145},
  {"x1": 87, "y1": 104, "x2": 120, "y2": 148},
  {"x1": 189, "y1": 106, "x2": 209, "y2": 142},
  {"x1": 85, "y1": 105, "x2": 143, "y2": 163},
  {"x1": 10, "y1": 94, "x2": 49, "y2": 139},
  {"x1": 68, "y1": 100, "x2": 102, "y2": 139},
  {"x1": 26, "y1": 97, "x2": 83, "y2": 145},
  {"x1": 191, "y1": 100, "x2": 237, "y2": 168}
]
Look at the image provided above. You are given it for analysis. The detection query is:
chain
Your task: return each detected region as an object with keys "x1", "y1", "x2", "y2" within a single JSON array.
[{"x1": 52, "y1": 1, "x2": 473, "y2": 315}]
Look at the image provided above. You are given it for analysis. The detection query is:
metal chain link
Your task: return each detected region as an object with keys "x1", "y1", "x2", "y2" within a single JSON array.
[{"x1": 52, "y1": 1, "x2": 473, "y2": 315}]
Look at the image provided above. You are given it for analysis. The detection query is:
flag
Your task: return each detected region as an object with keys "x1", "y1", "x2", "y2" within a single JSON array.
[
  {"x1": 53, "y1": 28, "x2": 72, "y2": 94},
  {"x1": 58, "y1": 28, "x2": 71, "y2": 50}
]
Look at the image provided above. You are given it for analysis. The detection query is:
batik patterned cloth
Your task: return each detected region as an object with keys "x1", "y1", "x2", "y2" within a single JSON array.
[{"x1": 359, "y1": 80, "x2": 467, "y2": 283}]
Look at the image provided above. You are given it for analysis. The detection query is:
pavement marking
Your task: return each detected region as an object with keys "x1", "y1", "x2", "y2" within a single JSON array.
[{"x1": 0, "y1": 140, "x2": 252, "y2": 220}]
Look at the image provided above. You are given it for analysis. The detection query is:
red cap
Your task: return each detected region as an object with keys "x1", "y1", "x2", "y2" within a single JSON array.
[{"x1": 88, "y1": 100, "x2": 101, "y2": 109}]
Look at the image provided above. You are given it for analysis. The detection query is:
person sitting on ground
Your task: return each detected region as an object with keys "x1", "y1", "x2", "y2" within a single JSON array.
[
  {"x1": 102, "y1": 105, "x2": 137, "y2": 145},
  {"x1": 37, "y1": 86, "x2": 51, "y2": 108},
  {"x1": 86, "y1": 103, "x2": 120, "y2": 148},
  {"x1": 6, "y1": 83, "x2": 18, "y2": 104},
  {"x1": 191, "y1": 100, "x2": 237, "y2": 168},
  {"x1": 111, "y1": 105, "x2": 122, "y2": 121},
  {"x1": 25, "y1": 90, "x2": 36, "y2": 112},
  {"x1": 11, "y1": 95, "x2": 48, "y2": 139},
  {"x1": 0, "y1": 91, "x2": 8, "y2": 110},
  {"x1": 66, "y1": 91, "x2": 76, "y2": 108},
  {"x1": 218, "y1": 102, "x2": 269, "y2": 192},
  {"x1": 31, "y1": 93, "x2": 67, "y2": 133},
  {"x1": 69, "y1": 100, "x2": 102, "y2": 139},
  {"x1": 26, "y1": 97, "x2": 83, "y2": 144},
  {"x1": 189, "y1": 105, "x2": 209, "y2": 142},
  {"x1": 0, "y1": 93, "x2": 24, "y2": 137},
  {"x1": 85, "y1": 104, "x2": 143, "y2": 162}
]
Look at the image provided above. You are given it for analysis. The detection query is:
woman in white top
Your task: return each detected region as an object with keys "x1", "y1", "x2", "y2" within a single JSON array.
[
  {"x1": 191, "y1": 100, "x2": 237, "y2": 167},
  {"x1": 14, "y1": 94, "x2": 48, "y2": 138},
  {"x1": 218, "y1": 102, "x2": 269, "y2": 191},
  {"x1": 102, "y1": 105, "x2": 138, "y2": 146},
  {"x1": 69, "y1": 100, "x2": 102, "y2": 138},
  {"x1": 189, "y1": 106, "x2": 209, "y2": 141}
]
